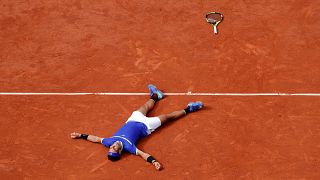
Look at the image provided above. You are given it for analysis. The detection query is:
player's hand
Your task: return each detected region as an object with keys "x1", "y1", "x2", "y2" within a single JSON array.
[
  {"x1": 153, "y1": 161, "x2": 162, "y2": 171},
  {"x1": 70, "y1": 132, "x2": 81, "y2": 139}
]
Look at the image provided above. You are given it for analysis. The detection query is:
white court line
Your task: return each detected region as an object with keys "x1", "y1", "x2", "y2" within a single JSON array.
[{"x1": 0, "y1": 92, "x2": 320, "y2": 96}]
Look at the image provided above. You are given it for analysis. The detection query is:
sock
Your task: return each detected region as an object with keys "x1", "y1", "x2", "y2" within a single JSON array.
[
  {"x1": 184, "y1": 107, "x2": 191, "y2": 114},
  {"x1": 151, "y1": 94, "x2": 159, "y2": 102}
]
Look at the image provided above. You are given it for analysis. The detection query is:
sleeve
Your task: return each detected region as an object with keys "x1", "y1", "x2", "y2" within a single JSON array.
[
  {"x1": 101, "y1": 138, "x2": 113, "y2": 147},
  {"x1": 124, "y1": 143, "x2": 138, "y2": 155}
]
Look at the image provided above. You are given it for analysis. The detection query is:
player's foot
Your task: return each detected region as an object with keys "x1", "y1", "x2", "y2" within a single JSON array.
[
  {"x1": 148, "y1": 84, "x2": 164, "y2": 100},
  {"x1": 187, "y1": 101, "x2": 203, "y2": 112}
]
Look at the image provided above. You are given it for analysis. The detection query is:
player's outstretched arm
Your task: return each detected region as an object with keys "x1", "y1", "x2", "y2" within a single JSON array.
[
  {"x1": 70, "y1": 132, "x2": 102, "y2": 143},
  {"x1": 136, "y1": 149, "x2": 162, "y2": 171}
]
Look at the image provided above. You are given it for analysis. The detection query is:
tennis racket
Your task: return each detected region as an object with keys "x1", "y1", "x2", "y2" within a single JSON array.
[{"x1": 205, "y1": 12, "x2": 224, "y2": 34}]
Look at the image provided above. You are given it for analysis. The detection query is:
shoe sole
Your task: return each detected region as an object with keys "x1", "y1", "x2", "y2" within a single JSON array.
[
  {"x1": 188, "y1": 101, "x2": 203, "y2": 111},
  {"x1": 148, "y1": 84, "x2": 164, "y2": 99}
]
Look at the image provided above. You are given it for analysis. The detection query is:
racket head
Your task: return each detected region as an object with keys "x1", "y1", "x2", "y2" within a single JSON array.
[{"x1": 205, "y1": 12, "x2": 223, "y2": 25}]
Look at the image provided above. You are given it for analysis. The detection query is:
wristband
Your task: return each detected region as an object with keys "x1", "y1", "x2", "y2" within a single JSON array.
[
  {"x1": 147, "y1": 156, "x2": 156, "y2": 164},
  {"x1": 80, "y1": 134, "x2": 89, "y2": 140}
]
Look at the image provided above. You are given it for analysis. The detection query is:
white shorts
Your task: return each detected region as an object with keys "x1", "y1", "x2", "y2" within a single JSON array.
[{"x1": 126, "y1": 111, "x2": 161, "y2": 134}]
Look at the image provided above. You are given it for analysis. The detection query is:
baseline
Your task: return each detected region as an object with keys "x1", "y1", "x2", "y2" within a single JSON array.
[{"x1": 1, "y1": 92, "x2": 320, "y2": 96}]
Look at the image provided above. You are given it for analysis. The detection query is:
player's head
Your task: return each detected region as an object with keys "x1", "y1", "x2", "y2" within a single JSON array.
[{"x1": 108, "y1": 141, "x2": 123, "y2": 161}]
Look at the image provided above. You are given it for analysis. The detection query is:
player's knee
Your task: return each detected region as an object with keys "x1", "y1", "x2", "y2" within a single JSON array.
[
  {"x1": 159, "y1": 114, "x2": 170, "y2": 122},
  {"x1": 157, "y1": 115, "x2": 165, "y2": 122}
]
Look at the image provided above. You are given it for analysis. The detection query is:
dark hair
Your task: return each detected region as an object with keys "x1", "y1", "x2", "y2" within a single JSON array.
[{"x1": 108, "y1": 154, "x2": 121, "y2": 161}]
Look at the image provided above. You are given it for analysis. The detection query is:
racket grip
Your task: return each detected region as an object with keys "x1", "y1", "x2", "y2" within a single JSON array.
[{"x1": 213, "y1": 26, "x2": 218, "y2": 34}]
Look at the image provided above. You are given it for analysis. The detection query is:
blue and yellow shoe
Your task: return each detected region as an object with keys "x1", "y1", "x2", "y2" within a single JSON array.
[
  {"x1": 148, "y1": 84, "x2": 164, "y2": 100},
  {"x1": 187, "y1": 101, "x2": 203, "y2": 112}
]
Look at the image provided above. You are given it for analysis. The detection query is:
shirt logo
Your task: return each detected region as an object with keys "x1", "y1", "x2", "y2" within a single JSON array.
[{"x1": 112, "y1": 136, "x2": 132, "y2": 145}]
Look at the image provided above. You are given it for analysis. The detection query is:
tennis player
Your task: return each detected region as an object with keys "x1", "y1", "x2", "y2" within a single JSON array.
[{"x1": 70, "y1": 84, "x2": 203, "y2": 171}]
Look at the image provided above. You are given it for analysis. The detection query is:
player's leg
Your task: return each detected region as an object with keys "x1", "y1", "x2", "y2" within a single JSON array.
[
  {"x1": 158, "y1": 110, "x2": 186, "y2": 124},
  {"x1": 137, "y1": 99, "x2": 156, "y2": 116},
  {"x1": 158, "y1": 101, "x2": 203, "y2": 125},
  {"x1": 137, "y1": 84, "x2": 164, "y2": 115}
]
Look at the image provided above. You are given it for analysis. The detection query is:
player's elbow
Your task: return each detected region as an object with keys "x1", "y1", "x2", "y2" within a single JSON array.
[
  {"x1": 94, "y1": 137, "x2": 102, "y2": 143},
  {"x1": 88, "y1": 135, "x2": 101, "y2": 143}
]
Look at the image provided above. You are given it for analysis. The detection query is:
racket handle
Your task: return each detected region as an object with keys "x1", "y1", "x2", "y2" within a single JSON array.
[{"x1": 213, "y1": 26, "x2": 218, "y2": 34}]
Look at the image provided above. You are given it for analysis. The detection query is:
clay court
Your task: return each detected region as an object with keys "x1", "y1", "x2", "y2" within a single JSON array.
[{"x1": 1, "y1": 0, "x2": 320, "y2": 179}]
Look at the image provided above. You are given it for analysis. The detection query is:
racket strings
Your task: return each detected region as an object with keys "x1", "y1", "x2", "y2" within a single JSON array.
[{"x1": 206, "y1": 13, "x2": 223, "y2": 24}]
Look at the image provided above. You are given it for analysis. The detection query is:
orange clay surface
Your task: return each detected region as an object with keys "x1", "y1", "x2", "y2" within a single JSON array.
[{"x1": 1, "y1": 0, "x2": 320, "y2": 179}]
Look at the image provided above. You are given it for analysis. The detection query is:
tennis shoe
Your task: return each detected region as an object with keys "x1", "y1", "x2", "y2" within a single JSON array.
[
  {"x1": 187, "y1": 101, "x2": 203, "y2": 112},
  {"x1": 148, "y1": 84, "x2": 164, "y2": 100}
]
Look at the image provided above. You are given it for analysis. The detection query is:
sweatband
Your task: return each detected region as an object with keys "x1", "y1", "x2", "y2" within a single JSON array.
[
  {"x1": 147, "y1": 156, "x2": 156, "y2": 164},
  {"x1": 80, "y1": 134, "x2": 88, "y2": 140}
]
